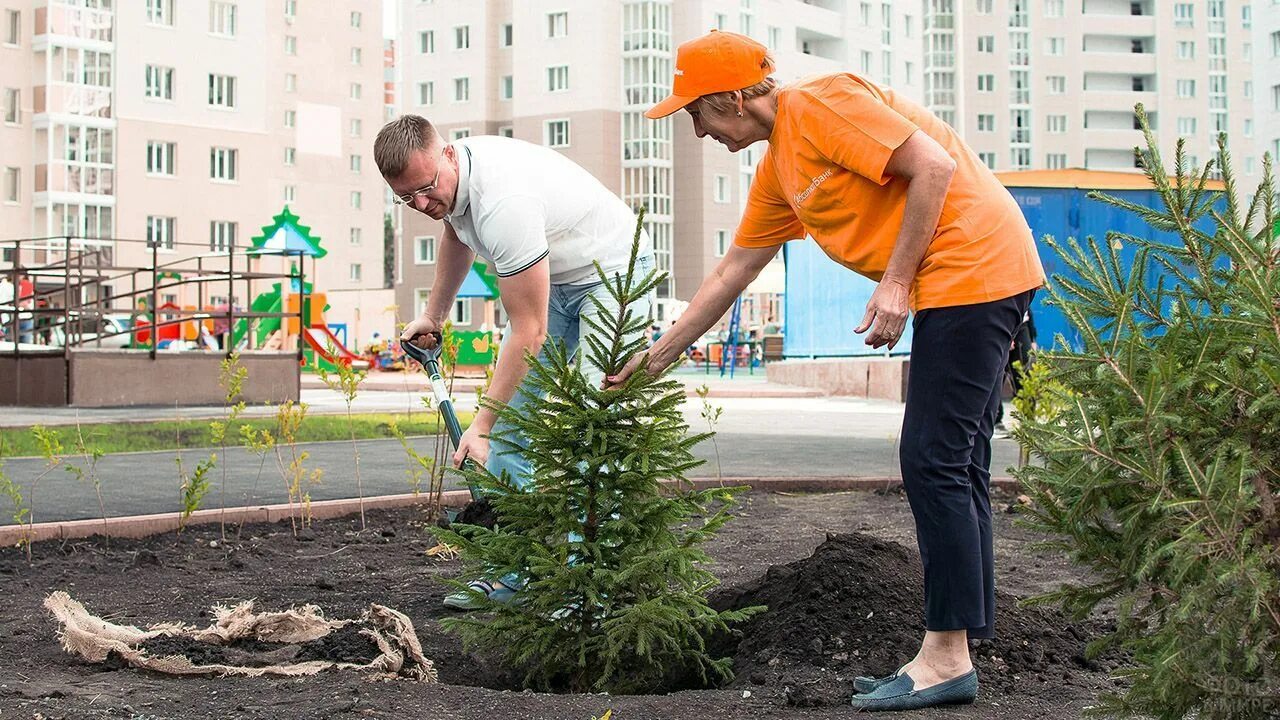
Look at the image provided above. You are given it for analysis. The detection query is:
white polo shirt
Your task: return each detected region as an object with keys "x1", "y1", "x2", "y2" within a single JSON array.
[{"x1": 444, "y1": 135, "x2": 653, "y2": 285}]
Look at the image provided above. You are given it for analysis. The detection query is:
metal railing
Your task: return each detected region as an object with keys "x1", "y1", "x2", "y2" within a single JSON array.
[{"x1": 2, "y1": 234, "x2": 308, "y2": 361}]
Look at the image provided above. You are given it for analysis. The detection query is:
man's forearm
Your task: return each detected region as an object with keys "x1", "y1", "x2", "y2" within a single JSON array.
[
  {"x1": 881, "y1": 168, "x2": 952, "y2": 287},
  {"x1": 474, "y1": 327, "x2": 546, "y2": 431},
  {"x1": 424, "y1": 234, "x2": 475, "y2": 321}
]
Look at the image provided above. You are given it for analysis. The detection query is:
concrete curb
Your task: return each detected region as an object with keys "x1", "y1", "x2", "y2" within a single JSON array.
[
  {"x1": 0, "y1": 475, "x2": 1021, "y2": 546},
  {"x1": 300, "y1": 378, "x2": 825, "y2": 399}
]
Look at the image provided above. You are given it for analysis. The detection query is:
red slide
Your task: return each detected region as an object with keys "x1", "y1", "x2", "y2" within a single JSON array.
[{"x1": 304, "y1": 326, "x2": 369, "y2": 368}]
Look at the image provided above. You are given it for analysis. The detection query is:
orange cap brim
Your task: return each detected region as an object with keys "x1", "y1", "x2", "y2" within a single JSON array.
[{"x1": 644, "y1": 93, "x2": 697, "y2": 119}]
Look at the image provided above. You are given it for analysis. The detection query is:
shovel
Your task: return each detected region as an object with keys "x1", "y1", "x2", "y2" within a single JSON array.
[{"x1": 400, "y1": 333, "x2": 485, "y2": 521}]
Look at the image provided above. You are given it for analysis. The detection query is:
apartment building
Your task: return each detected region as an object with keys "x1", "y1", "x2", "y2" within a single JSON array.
[
  {"x1": 925, "y1": 0, "x2": 1260, "y2": 192},
  {"x1": 0, "y1": 0, "x2": 391, "y2": 346},
  {"x1": 394, "y1": 0, "x2": 922, "y2": 329},
  {"x1": 1255, "y1": 0, "x2": 1280, "y2": 191}
]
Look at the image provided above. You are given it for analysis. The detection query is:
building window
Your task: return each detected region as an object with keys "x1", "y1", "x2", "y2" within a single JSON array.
[
  {"x1": 1046, "y1": 37, "x2": 1064, "y2": 56},
  {"x1": 350, "y1": 11, "x2": 362, "y2": 29},
  {"x1": 978, "y1": 152, "x2": 996, "y2": 169},
  {"x1": 545, "y1": 119, "x2": 570, "y2": 148},
  {"x1": 501, "y1": 75, "x2": 513, "y2": 100},
  {"x1": 1045, "y1": 0, "x2": 1064, "y2": 18},
  {"x1": 453, "y1": 77, "x2": 469, "y2": 102},
  {"x1": 452, "y1": 298, "x2": 472, "y2": 326},
  {"x1": 860, "y1": 51, "x2": 872, "y2": 74},
  {"x1": 1174, "y1": 3, "x2": 1193, "y2": 26},
  {"x1": 284, "y1": 184, "x2": 296, "y2": 203},
  {"x1": 147, "y1": 0, "x2": 175, "y2": 26},
  {"x1": 350, "y1": 118, "x2": 362, "y2": 137},
  {"x1": 858, "y1": 2, "x2": 869, "y2": 25},
  {"x1": 350, "y1": 191, "x2": 362, "y2": 209},
  {"x1": 285, "y1": 73, "x2": 297, "y2": 92},
  {"x1": 977, "y1": 36, "x2": 994, "y2": 53},
  {"x1": 454, "y1": 25, "x2": 470, "y2": 50},
  {"x1": 284, "y1": 147, "x2": 296, "y2": 166},
  {"x1": 418, "y1": 81, "x2": 434, "y2": 105},
  {"x1": 767, "y1": 26, "x2": 780, "y2": 50},
  {"x1": 1272, "y1": 85, "x2": 1280, "y2": 112},
  {"x1": 285, "y1": 109, "x2": 296, "y2": 127},
  {"x1": 1245, "y1": 80, "x2": 1253, "y2": 99},
  {"x1": 714, "y1": 12, "x2": 727, "y2": 30},
  {"x1": 1047, "y1": 115, "x2": 1067, "y2": 133},
  {"x1": 146, "y1": 141, "x2": 176, "y2": 175},
  {"x1": 714, "y1": 174, "x2": 730, "y2": 203},
  {"x1": 548, "y1": 11, "x2": 568, "y2": 38},
  {"x1": 284, "y1": 0, "x2": 296, "y2": 18},
  {"x1": 210, "y1": 221, "x2": 236, "y2": 252},
  {"x1": 1244, "y1": 118, "x2": 1253, "y2": 137},
  {"x1": 977, "y1": 75, "x2": 994, "y2": 92},
  {"x1": 976, "y1": 0, "x2": 992, "y2": 13},
  {"x1": 1177, "y1": 117, "x2": 1197, "y2": 135},
  {"x1": 209, "y1": 2, "x2": 237, "y2": 37},
  {"x1": 4, "y1": 9, "x2": 21, "y2": 45},
  {"x1": 1046, "y1": 153, "x2": 1067, "y2": 169},
  {"x1": 350, "y1": 154, "x2": 362, "y2": 173},
  {"x1": 904, "y1": 61, "x2": 914, "y2": 84},
  {"x1": 145, "y1": 65, "x2": 175, "y2": 100},
  {"x1": 3, "y1": 167, "x2": 19, "y2": 203},
  {"x1": 1048, "y1": 75, "x2": 1066, "y2": 94},
  {"x1": 977, "y1": 114, "x2": 995, "y2": 132},
  {"x1": 714, "y1": 230, "x2": 729, "y2": 257},
  {"x1": 499, "y1": 126, "x2": 514, "y2": 138},
  {"x1": 451, "y1": 128, "x2": 471, "y2": 140},
  {"x1": 208, "y1": 73, "x2": 237, "y2": 108},
  {"x1": 350, "y1": 264, "x2": 362, "y2": 282},
  {"x1": 2, "y1": 88, "x2": 16, "y2": 124},
  {"x1": 285, "y1": 35, "x2": 297, "y2": 55},
  {"x1": 147, "y1": 216, "x2": 176, "y2": 250},
  {"x1": 1272, "y1": 31, "x2": 1280, "y2": 58},
  {"x1": 419, "y1": 30, "x2": 434, "y2": 54},
  {"x1": 350, "y1": 83, "x2": 362, "y2": 100},
  {"x1": 1177, "y1": 41, "x2": 1195, "y2": 60},
  {"x1": 1176, "y1": 79, "x2": 1196, "y2": 98},
  {"x1": 547, "y1": 65, "x2": 569, "y2": 92},
  {"x1": 351, "y1": 47, "x2": 362, "y2": 65},
  {"x1": 500, "y1": 23, "x2": 513, "y2": 47},
  {"x1": 210, "y1": 147, "x2": 238, "y2": 181},
  {"x1": 415, "y1": 236, "x2": 436, "y2": 264}
]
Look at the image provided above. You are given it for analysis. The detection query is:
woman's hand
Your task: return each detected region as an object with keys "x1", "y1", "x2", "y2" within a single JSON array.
[{"x1": 855, "y1": 278, "x2": 910, "y2": 350}]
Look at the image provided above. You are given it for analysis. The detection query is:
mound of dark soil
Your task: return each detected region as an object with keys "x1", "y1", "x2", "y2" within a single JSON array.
[
  {"x1": 450, "y1": 497, "x2": 498, "y2": 529},
  {"x1": 134, "y1": 623, "x2": 382, "y2": 670},
  {"x1": 711, "y1": 532, "x2": 1118, "y2": 707}
]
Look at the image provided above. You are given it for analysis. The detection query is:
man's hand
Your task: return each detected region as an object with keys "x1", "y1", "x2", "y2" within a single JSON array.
[
  {"x1": 855, "y1": 278, "x2": 911, "y2": 350},
  {"x1": 400, "y1": 315, "x2": 443, "y2": 350},
  {"x1": 453, "y1": 425, "x2": 489, "y2": 468},
  {"x1": 603, "y1": 349, "x2": 657, "y2": 390}
]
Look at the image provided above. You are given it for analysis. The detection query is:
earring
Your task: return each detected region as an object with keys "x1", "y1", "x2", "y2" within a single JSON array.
[{"x1": 736, "y1": 111, "x2": 743, "y2": 117}]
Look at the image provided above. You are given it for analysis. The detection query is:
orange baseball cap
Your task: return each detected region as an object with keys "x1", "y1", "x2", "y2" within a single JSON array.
[{"x1": 645, "y1": 30, "x2": 772, "y2": 119}]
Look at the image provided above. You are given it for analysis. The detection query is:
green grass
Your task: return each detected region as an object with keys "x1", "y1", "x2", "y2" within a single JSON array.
[{"x1": 0, "y1": 412, "x2": 474, "y2": 458}]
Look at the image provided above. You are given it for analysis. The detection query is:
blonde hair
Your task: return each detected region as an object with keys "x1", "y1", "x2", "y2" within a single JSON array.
[
  {"x1": 374, "y1": 115, "x2": 439, "y2": 178},
  {"x1": 697, "y1": 53, "x2": 778, "y2": 115}
]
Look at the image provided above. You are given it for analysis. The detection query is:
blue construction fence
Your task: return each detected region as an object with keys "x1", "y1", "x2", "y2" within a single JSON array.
[{"x1": 782, "y1": 186, "x2": 1225, "y2": 358}]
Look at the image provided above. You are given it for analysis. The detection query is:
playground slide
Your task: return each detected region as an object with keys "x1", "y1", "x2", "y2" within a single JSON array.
[
  {"x1": 231, "y1": 293, "x2": 283, "y2": 349},
  {"x1": 304, "y1": 326, "x2": 369, "y2": 369}
]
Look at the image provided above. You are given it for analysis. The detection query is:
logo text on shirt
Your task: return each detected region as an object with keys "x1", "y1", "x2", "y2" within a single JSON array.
[{"x1": 794, "y1": 168, "x2": 834, "y2": 205}]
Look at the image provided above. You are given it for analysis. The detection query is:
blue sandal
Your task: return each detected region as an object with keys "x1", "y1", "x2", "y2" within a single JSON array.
[{"x1": 442, "y1": 580, "x2": 520, "y2": 611}]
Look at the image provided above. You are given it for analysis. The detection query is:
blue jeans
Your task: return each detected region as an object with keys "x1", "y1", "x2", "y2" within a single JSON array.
[
  {"x1": 487, "y1": 256, "x2": 653, "y2": 591},
  {"x1": 486, "y1": 255, "x2": 654, "y2": 489}
]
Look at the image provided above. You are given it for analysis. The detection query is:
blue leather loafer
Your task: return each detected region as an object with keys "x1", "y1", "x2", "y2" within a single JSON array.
[
  {"x1": 850, "y1": 669, "x2": 978, "y2": 711},
  {"x1": 853, "y1": 664, "x2": 907, "y2": 694}
]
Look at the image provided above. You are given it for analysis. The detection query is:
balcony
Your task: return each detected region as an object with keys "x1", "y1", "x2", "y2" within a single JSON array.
[
  {"x1": 33, "y1": 3, "x2": 113, "y2": 50},
  {"x1": 34, "y1": 163, "x2": 115, "y2": 196},
  {"x1": 1083, "y1": 90, "x2": 1156, "y2": 112},
  {"x1": 32, "y1": 84, "x2": 113, "y2": 119},
  {"x1": 1081, "y1": 13, "x2": 1156, "y2": 37},
  {"x1": 1083, "y1": 127, "x2": 1146, "y2": 148},
  {"x1": 792, "y1": 0, "x2": 842, "y2": 36},
  {"x1": 1081, "y1": 51, "x2": 1157, "y2": 75}
]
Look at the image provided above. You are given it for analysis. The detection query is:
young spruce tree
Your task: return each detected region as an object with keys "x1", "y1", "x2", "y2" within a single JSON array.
[
  {"x1": 435, "y1": 210, "x2": 761, "y2": 693},
  {"x1": 1013, "y1": 105, "x2": 1279, "y2": 719}
]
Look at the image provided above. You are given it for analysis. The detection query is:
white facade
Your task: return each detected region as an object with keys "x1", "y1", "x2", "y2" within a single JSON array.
[
  {"x1": 1254, "y1": 0, "x2": 1280, "y2": 194},
  {"x1": 927, "y1": 0, "x2": 1260, "y2": 195}
]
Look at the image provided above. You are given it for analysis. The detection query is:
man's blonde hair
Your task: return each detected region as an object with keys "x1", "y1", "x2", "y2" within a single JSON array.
[
  {"x1": 374, "y1": 115, "x2": 439, "y2": 178},
  {"x1": 697, "y1": 53, "x2": 778, "y2": 115}
]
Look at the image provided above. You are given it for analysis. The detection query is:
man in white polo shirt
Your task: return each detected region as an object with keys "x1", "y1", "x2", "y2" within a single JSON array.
[{"x1": 376, "y1": 116, "x2": 653, "y2": 581}]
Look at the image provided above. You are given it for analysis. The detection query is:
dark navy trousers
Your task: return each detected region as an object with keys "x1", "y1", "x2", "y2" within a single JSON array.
[{"x1": 899, "y1": 290, "x2": 1034, "y2": 640}]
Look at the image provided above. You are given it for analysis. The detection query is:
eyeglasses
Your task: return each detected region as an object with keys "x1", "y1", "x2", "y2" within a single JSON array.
[{"x1": 392, "y1": 150, "x2": 444, "y2": 206}]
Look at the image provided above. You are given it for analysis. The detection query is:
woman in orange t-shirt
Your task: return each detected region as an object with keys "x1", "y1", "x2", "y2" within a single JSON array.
[{"x1": 608, "y1": 31, "x2": 1045, "y2": 711}]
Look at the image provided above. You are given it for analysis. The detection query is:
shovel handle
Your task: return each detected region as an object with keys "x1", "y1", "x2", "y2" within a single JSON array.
[{"x1": 401, "y1": 333, "x2": 463, "y2": 449}]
